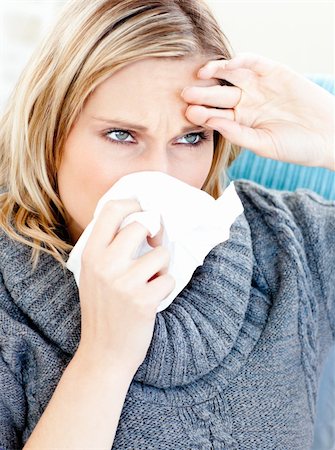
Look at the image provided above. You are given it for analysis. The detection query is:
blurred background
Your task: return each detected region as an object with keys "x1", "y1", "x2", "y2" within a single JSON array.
[{"x1": 0, "y1": 0, "x2": 334, "y2": 113}]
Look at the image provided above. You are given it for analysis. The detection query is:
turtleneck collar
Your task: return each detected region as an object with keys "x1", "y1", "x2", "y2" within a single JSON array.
[{"x1": 0, "y1": 211, "x2": 270, "y2": 389}]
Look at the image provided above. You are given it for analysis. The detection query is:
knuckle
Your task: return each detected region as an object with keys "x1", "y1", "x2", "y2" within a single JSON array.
[
  {"x1": 106, "y1": 198, "x2": 140, "y2": 212},
  {"x1": 103, "y1": 199, "x2": 123, "y2": 214},
  {"x1": 81, "y1": 253, "x2": 117, "y2": 282}
]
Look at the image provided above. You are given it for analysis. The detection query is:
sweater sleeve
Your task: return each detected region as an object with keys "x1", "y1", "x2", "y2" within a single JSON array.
[
  {"x1": 280, "y1": 189, "x2": 335, "y2": 345},
  {"x1": 0, "y1": 275, "x2": 27, "y2": 450}
]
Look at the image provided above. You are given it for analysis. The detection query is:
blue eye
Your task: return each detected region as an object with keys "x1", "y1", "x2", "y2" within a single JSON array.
[
  {"x1": 102, "y1": 128, "x2": 210, "y2": 149},
  {"x1": 179, "y1": 133, "x2": 202, "y2": 145},
  {"x1": 105, "y1": 130, "x2": 133, "y2": 143}
]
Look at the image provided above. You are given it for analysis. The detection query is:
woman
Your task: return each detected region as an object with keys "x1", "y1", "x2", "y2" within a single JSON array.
[{"x1": 0, "y1": 0, "x2": 334, "y2": 449}]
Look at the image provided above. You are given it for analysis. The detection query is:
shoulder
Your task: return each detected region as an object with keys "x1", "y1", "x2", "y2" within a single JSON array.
[
  {"x1": 234, "y1": 179, "x2": 335, "y2": 235},
  {"x1": 233, "y1": 180, "x2": 335, "y2": 311},
  {"x1": 234, "y1": 178, "x2": 334, "y2": 209},
  {"x1": 0, "y1": 225, "x2": 32, "y2": 272}
]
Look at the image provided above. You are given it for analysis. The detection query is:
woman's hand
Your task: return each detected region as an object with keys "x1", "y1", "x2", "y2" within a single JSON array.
[
  {"x1": 77, "y1": 199, "x2": 175, "y2": 376},
  {"x1": 181, "y1": 52, "x2": 335, "y2": 170}
]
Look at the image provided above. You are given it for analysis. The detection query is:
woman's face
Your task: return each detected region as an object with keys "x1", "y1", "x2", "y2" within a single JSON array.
[{"x1": 57, "y1": 56, "x2": 220, "y2": 244}]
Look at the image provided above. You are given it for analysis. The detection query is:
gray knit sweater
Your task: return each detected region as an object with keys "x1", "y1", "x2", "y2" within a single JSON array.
[{"x1": 0, "y1": 180, "x2": 334, "y2": 450}]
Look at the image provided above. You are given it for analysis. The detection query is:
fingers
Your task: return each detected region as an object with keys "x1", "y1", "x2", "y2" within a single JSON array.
[
  {"x1": 181, "y1": 85, "x2": 241, "y2": 109},
  {"x1": 226, "y1": 52, "x2": 279, "y2": 75},
  {"x1": 129, "y1": 245, "x2": 171, "y2": 285},
  {"x1": 184, "y1": 53, "x2": 281, "y2": 129},
  {"x1": 204, "y1": 116, "x2": 276, "y2": 159},
  {"x1": 83, "y1": 199, "x2": 142, "y2": 257},
  {"x1": 111, "y1": 220, "x2": 152, "y2": 260},
  {"x1": 185, "y1": 105, "x2": 235, "y2": 126},
  {"x1": 198, "y1": 52, "x2": 279, "y2": 79},
  {"x1": 145, "y1": 272, "x2": 176, "y2": 303},
  {"x1": 205, "y1": 117, "x2": 246, "y2": 144}
]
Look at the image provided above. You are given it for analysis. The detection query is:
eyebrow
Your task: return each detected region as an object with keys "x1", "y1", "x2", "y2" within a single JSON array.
[{"x1": 90, "y1": 116, "x2": 208, "y2": 134}]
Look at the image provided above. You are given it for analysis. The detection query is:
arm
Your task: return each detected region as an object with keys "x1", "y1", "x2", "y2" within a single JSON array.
[
  {"x1": 1, "y1": 199, "x2": 173, "y2": 450},
  {"x1": 23, "y1": 200, "x2": 171, "y2": 449},
  {"x1": 0, "y1": 273, "x2": 133, "y2": 450},
  {"x1": 24, "y1": 351, "x2": 135, "y2": 450}
]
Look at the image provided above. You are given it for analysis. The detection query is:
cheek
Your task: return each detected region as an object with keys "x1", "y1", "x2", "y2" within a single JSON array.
[
  {"x1": 201, "y1": 149, "x2": 215, "y2": 184},
  {"x1": 179, "y1": 147, "x2": 214, "y2": 189},
  {"x1": 57, "y1": 132, "x2": 118, "y2": 228}
]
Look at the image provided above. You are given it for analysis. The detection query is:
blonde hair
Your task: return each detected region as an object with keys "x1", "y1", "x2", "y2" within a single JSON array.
[{"x1": 0, "y1": 0, "x2": 241, "y2": 271}]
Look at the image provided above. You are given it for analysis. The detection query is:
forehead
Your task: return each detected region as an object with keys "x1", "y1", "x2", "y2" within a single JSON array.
[{"x1": 91, "y1": 56, "x2": 220, "y2": 100}]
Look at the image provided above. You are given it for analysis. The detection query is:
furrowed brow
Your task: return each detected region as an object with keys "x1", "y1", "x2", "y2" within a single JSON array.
[{"x1": 91, "y1": 116, "x2": 207, "y2": 134}]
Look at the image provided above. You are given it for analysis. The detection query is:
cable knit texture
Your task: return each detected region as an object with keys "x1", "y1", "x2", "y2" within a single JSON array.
[{"x1": 0, "y1": 180, "x2": 334, "y2": 449}]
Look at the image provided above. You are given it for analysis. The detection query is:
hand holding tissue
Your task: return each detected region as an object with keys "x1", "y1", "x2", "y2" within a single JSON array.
[{"x1": 66, "y1": 171, "x2": 244, "y2": 312}]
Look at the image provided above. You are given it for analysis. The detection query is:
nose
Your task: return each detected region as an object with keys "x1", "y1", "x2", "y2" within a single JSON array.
[
  {"x1": 139, "y1": 147, "x2": 168, "y2": 247},
  {"x1": 139, "y1": 146, "x2": 170, "y2": 175}
]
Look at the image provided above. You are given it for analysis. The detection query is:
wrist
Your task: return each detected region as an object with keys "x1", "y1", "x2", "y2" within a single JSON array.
[{"x1": 72, "y1": 346, "x2": 137, "y2": 383}]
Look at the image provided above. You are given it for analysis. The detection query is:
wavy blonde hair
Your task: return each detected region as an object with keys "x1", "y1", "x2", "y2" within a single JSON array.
[{"x1": 0, "y1": 0, "x2": 240, "y2": 272}]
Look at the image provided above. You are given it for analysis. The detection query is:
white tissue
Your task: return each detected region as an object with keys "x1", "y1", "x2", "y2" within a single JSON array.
[{"x1": 66, "y1": 171, "x2": 244, "y2": 312}]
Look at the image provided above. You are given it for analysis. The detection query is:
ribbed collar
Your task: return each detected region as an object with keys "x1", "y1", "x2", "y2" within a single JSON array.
[{"x1": 0, "y1": 210, "x2": 269, "y2": 389}]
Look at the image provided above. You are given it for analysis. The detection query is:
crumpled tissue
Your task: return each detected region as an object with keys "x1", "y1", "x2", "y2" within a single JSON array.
[{"x1": 66, "y1": 171, "x2": 244, "y2": 312}]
